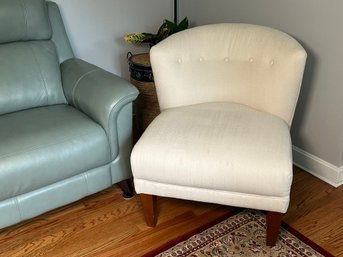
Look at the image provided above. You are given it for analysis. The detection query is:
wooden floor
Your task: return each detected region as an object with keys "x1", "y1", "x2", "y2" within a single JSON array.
[{"x1": 0, "y1": 167, "x2": 342, "y2": 257}]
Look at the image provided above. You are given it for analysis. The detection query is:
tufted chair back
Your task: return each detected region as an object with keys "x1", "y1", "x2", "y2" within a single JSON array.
[
  {"x1": 150, "y1": 23, "x2": 307, "y2": 126},
  {"x1": 0, "y1": 0, "x2": 73, "y2": 115}
]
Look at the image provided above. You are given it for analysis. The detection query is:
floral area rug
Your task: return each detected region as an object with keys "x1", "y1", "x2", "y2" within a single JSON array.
[{"x1": 143, "y1": 209, "x2": 333, "y2": 257}]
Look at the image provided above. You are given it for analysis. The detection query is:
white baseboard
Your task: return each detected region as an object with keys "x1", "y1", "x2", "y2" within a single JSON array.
[{"x1": 292, "y1": 146, "x2": 343, "y2": 187}]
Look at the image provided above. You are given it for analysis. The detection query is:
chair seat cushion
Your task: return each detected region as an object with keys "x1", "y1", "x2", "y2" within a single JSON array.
[
  {"x1": 131, "y1": 102, "x2": 293, "y2": 198},
  {"x1": 0, "y1": 105, "x2": 111, "y2": 201}
]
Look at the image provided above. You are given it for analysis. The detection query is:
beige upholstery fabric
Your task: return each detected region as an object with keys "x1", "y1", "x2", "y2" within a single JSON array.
[
  {"x1": 150, "y1": 23, "x2": 306, "y2": 126},
  {"x1": 131, "y1": 23, "x2": 306, "y2": 214},
  {"x1": 132, "y1": 102, "x2": 292, "y2": 212}
]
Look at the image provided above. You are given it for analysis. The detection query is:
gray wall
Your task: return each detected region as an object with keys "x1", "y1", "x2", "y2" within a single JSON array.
[
  {"x1": 180, "y1": 0, "x2": 343, "y2": 186},
  {"x1": 54, "y1": 0, "x2": 173, "y2": 79}
]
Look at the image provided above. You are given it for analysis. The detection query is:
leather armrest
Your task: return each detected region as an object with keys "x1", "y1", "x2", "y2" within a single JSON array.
[{"x1": 61, "y1": 58, "x2": 138, "y2": 158}]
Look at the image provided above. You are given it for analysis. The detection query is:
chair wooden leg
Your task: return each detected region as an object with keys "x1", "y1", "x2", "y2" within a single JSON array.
[
  {"x1": 266, "y1": 211, "x2": 283, "y2": 246},
  {"x1": 139, "y1": 194, "x2": 157, "y2": 227},
  {"x1": 117, "y1": 179, "x2": 134, "y2": 199}
]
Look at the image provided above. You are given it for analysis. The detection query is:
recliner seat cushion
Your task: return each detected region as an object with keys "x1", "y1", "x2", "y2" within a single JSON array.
[
  {"x1": 132, "y1": 102, "x2": 293, "y2": 198},
  {"x1": 0, "y1": 105, "x2": 111, "y2": 201},
  {"x1": 0, "y1": 0, "x2": 51, "y2": 44},
  {"x1": 0, "y1": 41, "x2": 66, "y2": 115}
]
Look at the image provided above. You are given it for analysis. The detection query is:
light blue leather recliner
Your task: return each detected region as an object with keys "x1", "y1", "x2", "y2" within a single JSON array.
[{"x1": 0, "y1": 0, "x2": 138, "y2": 228}]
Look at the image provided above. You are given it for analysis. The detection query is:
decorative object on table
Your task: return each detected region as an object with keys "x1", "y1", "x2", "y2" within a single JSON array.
[
  {"x1": 125, "y1": 0, "x2": 188, "y2": 138},
  {"x1": 142, "y1": 209, "x2": 334, "y2": 257}
]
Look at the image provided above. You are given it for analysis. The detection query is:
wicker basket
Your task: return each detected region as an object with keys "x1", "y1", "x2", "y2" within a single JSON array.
[{"x1": 127, "y1": 52, "x2": 160, "y2": 135}]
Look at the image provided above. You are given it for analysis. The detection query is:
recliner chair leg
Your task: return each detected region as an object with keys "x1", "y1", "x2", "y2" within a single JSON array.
[
  {"x1": 117, "y1": 179, "x2": 134, "y2": 199},
  {"x1": 266, "y1": 211, "x2": 283, "y2": 246},
  {"x1": 140, "y1": 194, "x2": 157, "y2": 227}
]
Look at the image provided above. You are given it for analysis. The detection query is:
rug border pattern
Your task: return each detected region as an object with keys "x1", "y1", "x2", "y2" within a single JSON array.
[{"x1": 142, "y1": 209, "x2": 334, "y2": 257}]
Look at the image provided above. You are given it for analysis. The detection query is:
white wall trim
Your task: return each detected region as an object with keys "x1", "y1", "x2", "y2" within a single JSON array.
[{"x1": 292, "y1": 146, "x2": 343, "y2": 188}]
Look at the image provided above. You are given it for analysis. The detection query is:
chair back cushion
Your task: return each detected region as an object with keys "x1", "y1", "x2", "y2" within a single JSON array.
[
  {"x1": 0, "y1": 0, "x2": 66, "y2": 115},
  {"x1": 150, "y1": 23, "x2": 307, "y2": 126}
]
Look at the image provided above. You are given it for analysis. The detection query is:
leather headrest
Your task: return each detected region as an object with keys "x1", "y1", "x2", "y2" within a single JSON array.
[{"x1": 0, "y1": 0, "x2": 52, "y2": 44}]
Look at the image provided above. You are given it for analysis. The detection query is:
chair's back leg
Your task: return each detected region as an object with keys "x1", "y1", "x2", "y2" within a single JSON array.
[{"x1": 266, "y1": 211, "x2": 283, "y2": 246}]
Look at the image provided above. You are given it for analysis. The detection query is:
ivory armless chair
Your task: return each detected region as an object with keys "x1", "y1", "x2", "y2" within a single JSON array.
[{"x1": 131, "y1": 23, "x2": 306, "y2": 246}]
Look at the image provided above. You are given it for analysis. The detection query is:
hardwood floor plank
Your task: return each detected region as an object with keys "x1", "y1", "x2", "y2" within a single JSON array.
[
  {"x1": 286, "y1": 196, "x2": 343, "y2": 256},
  {"x1": 102, "y1": 207, "x2": 234, "y2": 257},
  {"x1": 284, "y1": 168, "x2": 343, "y2": 256}
]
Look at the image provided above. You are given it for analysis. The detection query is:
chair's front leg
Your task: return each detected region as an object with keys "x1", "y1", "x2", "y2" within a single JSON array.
[
  {"x1": 266, "y1": 211, "x2": 283, "y2": 246},
  {"x1": 140, "y1": 194, "x2": 157, "y2": 227}
]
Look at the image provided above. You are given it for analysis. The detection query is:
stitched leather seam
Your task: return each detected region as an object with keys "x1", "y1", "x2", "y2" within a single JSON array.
[
  {"x1": 27, "y1": 42, "x2": 50, "y2": 105},
  {"x1": 82, "y1": 173, "x2": 90, "y2": 195},
  {"x1": 71, "y1": 69, "x2": 100, "y2": 107},
  {"x1": 19, "y1": 0, "x2": 28, "y2": 39},
  {"x1": 14, "y1": 198, "x2": 24, "y2": 220}
]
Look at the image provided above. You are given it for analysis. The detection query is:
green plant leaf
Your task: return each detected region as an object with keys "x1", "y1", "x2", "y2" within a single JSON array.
[
  {"x1": 164, "y1": 19, "x2": 178, "y2": 34},
  {"x1": 123, "y1": 33, "x2": 147, "y2": 43},
  {"x1": 177, "y1": 17, "x2": 189, "y2": 32}
]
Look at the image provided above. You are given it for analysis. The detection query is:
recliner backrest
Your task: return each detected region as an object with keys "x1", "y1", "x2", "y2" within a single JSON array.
[
  {"x1": 150, "y1": 23, "x2": 307, "y2": 126},
  {"x1": 0, "y1": 0, "x2": 73, "y2": 115}
]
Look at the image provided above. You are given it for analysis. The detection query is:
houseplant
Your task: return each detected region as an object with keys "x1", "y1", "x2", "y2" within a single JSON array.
[
  {"x1": 124, "y1": 0, "x2": 188, "y2": 47},
  {"x1": 123, "y1": 17, "x2": 188, "y2": 47},
  {"x1": 124, "y1": 1, "x2": 189, "y2": 136},
  {"x1": 124, "y1": 15, "x2": 189, "y2": 82}
]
